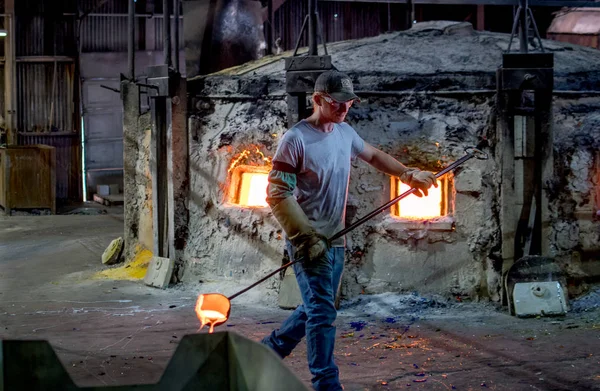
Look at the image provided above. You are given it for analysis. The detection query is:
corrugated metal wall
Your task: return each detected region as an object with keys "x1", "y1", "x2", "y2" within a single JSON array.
[
  {"x1": 152, "y1": 16, "x2": 184, "y2": 51},
  {"x1": 0, "y1": 64, "x2": 5, "y2": 117},
  {"x1": 17, "y1": 133, "x2": 80, "y2": 200},
  {"x1": 80, "y1": 15, "x2": 130, "y2": 52},
  {"x1": 16, "y1": 62, "x2": 74, "y2": 133},
  {"x1": 15, "y1": 0, "x2": 76, "y2": 56},
  {"x1": 273, "y1": 1, "x2": 408, "y2": 51},
  {"x1": 13, "y1": 0, "x2": 80, "y2": 201}
]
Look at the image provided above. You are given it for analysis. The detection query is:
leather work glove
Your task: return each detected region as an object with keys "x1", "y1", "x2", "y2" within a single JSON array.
[
  {"x1": 270, "y1": 197, "x2": 330, "y2": 263},
  {"x1": 400, "y1": 169, "x2": 437, "y2": 197},
  {"x1": 294, "y1": 232, "x2": 330, "y2": 264}
]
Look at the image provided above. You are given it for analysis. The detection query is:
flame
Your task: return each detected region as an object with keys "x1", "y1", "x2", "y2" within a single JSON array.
[
  {"x1": 254, "y1": 147, "x2": 272, "y2": 165},
  {"x1": 228, "y1": 150, "x2": 251, "y2": 173},
  {"x1": 396, "y1": 180, "x2": 443, "y2": 219},
  {"x1": 195, "y1": 294, "x2": 228, "y2": 333},
  {"x1": 238, "y1": 172, "x2": 269, "y2": 207},
  {"x1": 228, "y1": 147, "x2": 273, "y2": 173}
]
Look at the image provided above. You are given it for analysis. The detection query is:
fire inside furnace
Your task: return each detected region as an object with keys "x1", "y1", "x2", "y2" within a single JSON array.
[
  {"x1": 238, "y1": 172, "x2": 269, "y2": 207},
  {"x1": 227, "y1": 147, "x2": 272, "y2": 208},
  {"x1": 392, "y1": 177, "x2": 448, "y2": 219}
]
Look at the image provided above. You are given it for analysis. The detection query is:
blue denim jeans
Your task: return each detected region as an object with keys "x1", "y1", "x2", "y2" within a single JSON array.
[{"x1": 262, "y1": 243, "x2": 345, "y2": 391}]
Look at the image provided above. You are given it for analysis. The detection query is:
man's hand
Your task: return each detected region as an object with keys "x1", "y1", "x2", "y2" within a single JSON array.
[
  {"x1": 295, "y1": 232, "x2": 329, "y2": 263},
  {"x1": 400, "y1": 169, "x2": 437, "y2": 197},
  {"x1": 357, "y1": 143, "x2": 440, "y2": 197}
]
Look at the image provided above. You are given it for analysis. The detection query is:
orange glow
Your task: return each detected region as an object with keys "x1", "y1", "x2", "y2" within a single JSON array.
[
  {"x1": 227, "y1": 147, "x2": 272, "y2": 208},
  {"x1": 195, "y1": 294, "x2": 230, "y2": 333},
  {"x1": 228, "y1": 147, "x2": 272, "y2": 173},
  {"x1": 396, "y1": 179, "x2": 443, "y2": 219},
  {"x1": 228, "y1": 150, "x2": 251, "y2": 173},
  {"x1": 238, "y1": 172, "x2": 269, "y2": 207}
]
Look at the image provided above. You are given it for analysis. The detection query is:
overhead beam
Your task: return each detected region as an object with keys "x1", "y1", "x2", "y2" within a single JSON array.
[{"x1": 321, "y1": 0, "x2": 600, "y2": 6}]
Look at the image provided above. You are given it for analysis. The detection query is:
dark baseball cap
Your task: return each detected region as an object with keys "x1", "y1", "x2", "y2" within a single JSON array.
[{"x1": 314, "y1": 70, "x2": 360, "y2": 103}]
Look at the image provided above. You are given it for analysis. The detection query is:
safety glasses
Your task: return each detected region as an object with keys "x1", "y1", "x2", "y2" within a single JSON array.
[{"x1": 321, "y1": 94, "x2": 354, "y2": 109}]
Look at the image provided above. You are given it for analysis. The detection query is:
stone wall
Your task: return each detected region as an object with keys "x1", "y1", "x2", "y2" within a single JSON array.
[
  {"x1": 341, "y1": 93, "x2": 499, "y2": 299},
  {"x1": 549, "y1": 99, "x2": 600, "y2": 293}
]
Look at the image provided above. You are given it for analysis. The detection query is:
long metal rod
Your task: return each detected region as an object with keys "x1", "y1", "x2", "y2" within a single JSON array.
[
  {"x1": 228, "y1": 151, "x2": 482, "y2": 301},
  {"x1": 293, "y1": 15, "x2": 309, "y2": 56},
  {"x1": 527, "y1": 7, "x2": 545, "y2": 52},
  {"x1": 163, "y1": 0, "x2": 172, "y2": 67},
  {"x1": 316, "y1": 12, "x2": 328, "y2": 55},
  {"x1": 174, "y1": 0, "x2": 180, "y2": 71},
  {"x1": 507, "y1": 5, "x2": 521, "y2": 52},
  {"x1": 128, "y1": 0, "x2": 135, "y2": 80}
]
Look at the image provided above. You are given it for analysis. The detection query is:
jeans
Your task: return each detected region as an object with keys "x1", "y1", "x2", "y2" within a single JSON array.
[{"x1": 262, "y1": 243, "x2": 345, "y2": 391}]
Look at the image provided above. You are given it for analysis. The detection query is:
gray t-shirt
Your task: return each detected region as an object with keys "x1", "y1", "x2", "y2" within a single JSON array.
[{"x1": 273, "y1": 120, "x2": 365, "y2": 246}]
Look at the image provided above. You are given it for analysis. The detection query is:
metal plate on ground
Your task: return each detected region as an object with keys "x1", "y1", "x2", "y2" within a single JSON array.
[
  {"x1": 144, "y1": 256, "x2": 174, "y2": 289},
  {"x1": 513, "y1": 281, "x2": 567, "y2": 317}
]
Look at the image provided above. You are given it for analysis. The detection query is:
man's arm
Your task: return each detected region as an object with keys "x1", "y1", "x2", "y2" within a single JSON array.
[
  {"x1": 267, "y1": 169, "x2": 328, "y2": 262},
  {"x1": 358, "y1": 142, "x2": 437, "y2": 196}
]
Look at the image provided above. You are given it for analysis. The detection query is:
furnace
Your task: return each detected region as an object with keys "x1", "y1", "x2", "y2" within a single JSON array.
[{"x1": 122, "y1": 21, "x2": 600, "y2": 303}]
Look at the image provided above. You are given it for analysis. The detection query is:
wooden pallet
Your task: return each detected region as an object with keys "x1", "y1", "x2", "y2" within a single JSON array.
[{"x1": 93, "y1": 193, "x2": 124, "y2": 206}]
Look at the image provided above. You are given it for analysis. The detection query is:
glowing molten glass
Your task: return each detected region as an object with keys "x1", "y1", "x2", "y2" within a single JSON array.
[
  {"x1": 397, "y1": 179, "x2": 443, "y2": 219},
  {"x1": 195, "y1": 294, "x2": 230, "y2": 333},
  {"x1": 238, "y1": 172, "x2": 268, "y2": 207}
]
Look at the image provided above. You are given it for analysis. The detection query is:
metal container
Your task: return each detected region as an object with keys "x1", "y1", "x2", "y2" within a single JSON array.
[
  {"x1": 0, "y1": 145, "x2": 56, "y2": 214},
  {"x1": 1, "y1": 331, "x2": 310, "y2": 390}
]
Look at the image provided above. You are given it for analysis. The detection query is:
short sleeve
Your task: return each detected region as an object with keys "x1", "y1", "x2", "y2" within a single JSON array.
[
  {"x1": 346, "y1": 125, "x2": 365, "y2": 160},
  {"x1": 272, "y1": 131, "x2": 303, "y2": 172}
]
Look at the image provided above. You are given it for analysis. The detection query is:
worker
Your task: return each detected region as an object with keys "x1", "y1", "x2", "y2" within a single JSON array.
[{"x1": 261, "y1": 70, "x2": 437, "y2": 391}]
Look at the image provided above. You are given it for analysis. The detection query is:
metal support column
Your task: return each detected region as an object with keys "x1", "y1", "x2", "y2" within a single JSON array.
[
  {"x1": 163, "y1": 0, "x2": 172, "y2": 67},
  {"x1": 308, "y1": 0, "x2": 318, "y2": 56},
  {"x1": 4, "y1": 0, "x2": 16, "y2": 145},
  {"x1": 498, "y1": 0, "x2": 554, "y2": 312},
  {"x1": 285, "y1": 0, "x2": 332, "y2": 127},
  {"x1": 174, "y1": 0, "x2": 180, "y2": 72},
  {"x1": 144, "y1": 64, "x2": 188, "y2": 276},
  {"x1": 518, "y1": 0, "x2": 529, "y2": 53},
  {"x1": 267, "y1": 0, "x2": 274, "y2": 55},
  {"x1": 497, "y1": 53, "x2": 554, "y2": 309},
  {"x1": 128, "y1": 0, "x2": 135, "y2": 80}
]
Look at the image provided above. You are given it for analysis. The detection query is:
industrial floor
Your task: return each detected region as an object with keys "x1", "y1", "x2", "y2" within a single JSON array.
[{"x1": 1, "y1": 212, "x2": 599, "y2": 391}]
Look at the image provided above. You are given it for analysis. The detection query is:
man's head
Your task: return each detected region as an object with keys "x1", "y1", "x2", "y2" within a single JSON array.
[{"x1": 312, "y1": 70, "x2": 359, "y2": 124}]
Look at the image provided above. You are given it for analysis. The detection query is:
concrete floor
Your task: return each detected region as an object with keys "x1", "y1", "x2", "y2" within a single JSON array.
[{"x1": 1, "y1": 212, "x2": 599, "y2": 390}]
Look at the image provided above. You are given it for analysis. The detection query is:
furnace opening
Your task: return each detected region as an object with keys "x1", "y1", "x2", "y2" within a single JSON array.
[
  {"x1": 228, "y1": 165, "x2": 269, "y2": 208},
  {"x1": 390, "y1": 175, "x2": 452, "y2": 219}
]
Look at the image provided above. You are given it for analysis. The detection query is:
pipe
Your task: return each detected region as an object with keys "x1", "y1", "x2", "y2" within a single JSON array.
[
  {"x1": 174, "y1": 0, "x2": 180, "y2": 72},
  {"x1": 128, "y1": 0, "x2": 135, "y2": 80},
  {"x1": 227, "y1": 147, "x2": 488, "y2": 301},
  {"x1": 63, "y1": 12, "x2": 182, "y2": 18},
  {"x1": 308, "y1": 0, "x2": 318, "y2": 55},
  {"x1": 163, "y1": 0, "x2": 172, "y2": 67}
]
